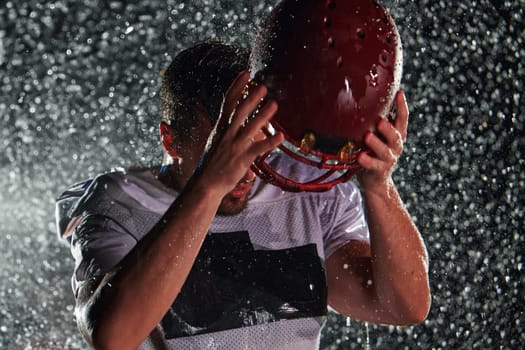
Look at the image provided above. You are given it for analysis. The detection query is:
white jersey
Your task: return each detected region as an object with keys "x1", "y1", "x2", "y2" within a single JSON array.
[{"x1": 59, "y1": 158, "x2": 369, "y2": 350}]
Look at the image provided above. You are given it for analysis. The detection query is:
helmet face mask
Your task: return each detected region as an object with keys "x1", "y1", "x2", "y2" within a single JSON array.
[{"x1": 249, "y1": 0, "x2": 403, "y2": 192}]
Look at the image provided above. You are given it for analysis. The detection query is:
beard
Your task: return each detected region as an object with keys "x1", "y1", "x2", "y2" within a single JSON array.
[{"x1": 217, "y1": 191, "x2": 250, "y2": 216}]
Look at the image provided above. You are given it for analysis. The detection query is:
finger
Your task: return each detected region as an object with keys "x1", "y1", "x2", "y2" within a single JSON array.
[
  {"x1": 230, "y1": 84, "x2": 268, "y2": 129},
  {"x1": 221, "y1": 71, "x2": 251, "y2": 122},
  {"x1": 365, "y1": 132, "x2": 395, "y2": 162},
  {"x1": 377, "y1": 119, "x2": 404, "y2": 155},
  {"x1": 237, "y1": 99, "x2": 277, "y2": 141},
  {"x1": 247, "y1": 131, "x2": 284, "y2": 159},
  {"x1": 357, "y1": 151, "x2": 386, "y2": 172},
  {"x1": 394, "y1": 90, "x2": 409, "y2": 141}
]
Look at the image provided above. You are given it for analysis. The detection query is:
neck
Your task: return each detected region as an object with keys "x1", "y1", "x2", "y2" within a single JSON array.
[{"x1": 156, "y1": 164, "x2": 183, "y2": 192}]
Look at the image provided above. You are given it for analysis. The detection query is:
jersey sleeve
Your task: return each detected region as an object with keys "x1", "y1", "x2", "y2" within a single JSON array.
[
  {"x1": 70, "y1": 214, "x2": 137, "y2": 293},
  {"x1": 55, "y1": 179, "x2": 93, "y2": 243},
  {"x1": 66, "y1": 173, "x2": 139, "y2": 294},
  {"x1": 322, "y1": 181, "x2": 370, "y2": 259}
]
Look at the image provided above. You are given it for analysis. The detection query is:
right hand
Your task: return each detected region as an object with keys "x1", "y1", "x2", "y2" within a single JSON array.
[{"x1": 196, "y1": 71, "x2": 284, "y2": 195}]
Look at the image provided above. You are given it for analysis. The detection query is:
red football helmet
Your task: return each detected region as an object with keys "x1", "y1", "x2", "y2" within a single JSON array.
[{"x1": 249, "y1": 0, "x2": 403, "y2": 192}]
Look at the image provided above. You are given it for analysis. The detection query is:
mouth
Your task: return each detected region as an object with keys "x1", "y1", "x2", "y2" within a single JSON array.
[
  {"x1": 228, "y1": 179, "x2": 255, "y2": 199},
  {"x1": 229, "y1": 186, "x2": 251, "y2": 199},
  {"x1": 227, "y1": 174, "x2": 256, "y2": 199}
]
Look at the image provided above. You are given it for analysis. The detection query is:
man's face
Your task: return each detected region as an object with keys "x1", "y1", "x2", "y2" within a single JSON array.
[
  {"x1": 217, "y1": 170, "x2": 256, "y2": 215},
  {"x1": 165, "y1": 110, "x2": 257, "y2": 216}
]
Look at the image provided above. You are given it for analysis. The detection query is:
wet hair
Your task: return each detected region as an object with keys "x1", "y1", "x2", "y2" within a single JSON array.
[{"x1": 160, "y1": 40, "x2": 249, "y2": 139}]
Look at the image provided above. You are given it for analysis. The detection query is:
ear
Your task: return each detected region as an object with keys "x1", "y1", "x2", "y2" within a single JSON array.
[{"x1": 159, "y1": 122, "x2": 179, "y2": 157}]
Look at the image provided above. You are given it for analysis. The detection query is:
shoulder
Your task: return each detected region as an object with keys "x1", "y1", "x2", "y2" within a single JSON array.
[
  {"x1": 75, "y1": 167, "x2": 166, "y2": 203},
  {"x1": 58, "y1": 167, "x2": 172, "y2": 248},
  {"x1": 55, "y1": 169, "x2": 129, "y2": 242},
  {"x1": 58, "y1": 167, "x2": 166, "y2": 223},
  {"x1": 57, "y1": 168, "x2": 129, "y2": 199},
  {"x1": 88, "y1": 168, "x2": 130, "y2": 189},
  {"x1": 74, "y1": 167, "x2": 172, "y2": 211}
]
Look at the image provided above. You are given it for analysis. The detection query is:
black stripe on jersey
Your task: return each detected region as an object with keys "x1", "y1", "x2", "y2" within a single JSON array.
[{"x1": 161, "y1": 231, "x2": 327, "y2": 339}]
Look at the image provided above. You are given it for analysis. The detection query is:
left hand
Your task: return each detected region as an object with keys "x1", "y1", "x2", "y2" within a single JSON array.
[{"x1": 356, "y1": 90, "x2": 409, "y2": 194}]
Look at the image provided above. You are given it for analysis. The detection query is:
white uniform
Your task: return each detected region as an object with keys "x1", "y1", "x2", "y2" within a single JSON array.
[{"x1": 58, "y1": 157, "x2": 369, "y2": 350}]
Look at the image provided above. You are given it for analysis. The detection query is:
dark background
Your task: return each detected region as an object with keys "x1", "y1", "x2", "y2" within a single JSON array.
[{"x1": 0, "y1": 0, "x2": 523, "y2": 349}]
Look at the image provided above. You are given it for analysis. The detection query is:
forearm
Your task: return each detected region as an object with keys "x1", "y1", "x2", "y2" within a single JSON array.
[
  {"x1": 78, "y1": 177, "x2": 225, "y2": 349},
  {"x1": 364, "y1": 179, "x2": 430, "y2": 323}
]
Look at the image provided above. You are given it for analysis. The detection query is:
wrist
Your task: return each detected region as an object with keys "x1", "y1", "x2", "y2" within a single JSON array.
[
  {"x1": 182, "y1": 174, "x2": 227, "y2": 204},
  {"x1": 361, "y1": 177, "x2": 396, "y2": 201}
]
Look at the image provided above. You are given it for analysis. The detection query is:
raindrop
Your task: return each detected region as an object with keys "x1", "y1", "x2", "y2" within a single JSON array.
[
  {"x1": 364, "y1": 322, "x2": 371, "y2": 350},
  {"x1": 369, "y1": 65, "x2": 378, "y2": 86},
  {"x1": 323, "y1": 16, "x2": 332, "y2": 27}
]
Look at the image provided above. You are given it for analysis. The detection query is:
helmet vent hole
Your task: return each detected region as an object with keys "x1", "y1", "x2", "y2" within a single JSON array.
[
  {"x1": 357, "y1": 29, "x2": 366, "y2": 39},
  {"x1": 326, "y1": 0, "x2": 336, "y2": 10},
  {"x1": 328, "y1": 37, "x2": 335, "y2": 47},
  {"x1": 323, "y1": 16, "x2": 332, "y2": 27},
  {"x1": 381, "y1": 54, "x2": 387, "y2": 62}
]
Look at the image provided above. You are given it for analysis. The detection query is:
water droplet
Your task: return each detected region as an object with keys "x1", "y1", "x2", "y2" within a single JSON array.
[
  {"x1": 337, "y1": 56, "x2": 344, "y2": 67},
  {"x1": 369, "y1": 65, "x2": 378, "y2": 86}
]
